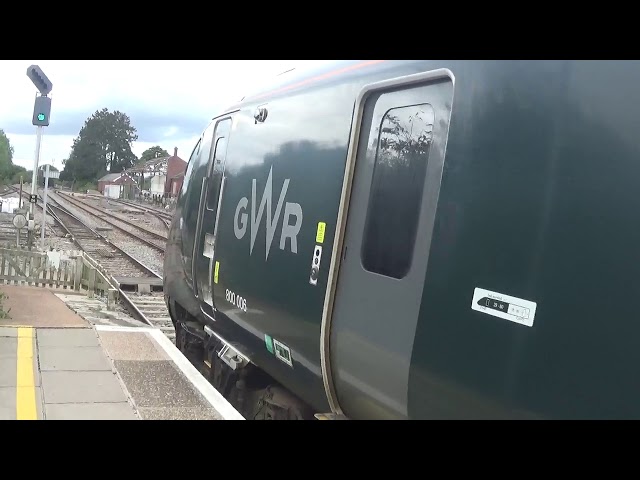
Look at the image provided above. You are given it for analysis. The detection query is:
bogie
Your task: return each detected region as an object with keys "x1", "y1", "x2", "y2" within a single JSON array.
[{"x1": 172, "y1": 306, "x2": 316, "y2": 419}]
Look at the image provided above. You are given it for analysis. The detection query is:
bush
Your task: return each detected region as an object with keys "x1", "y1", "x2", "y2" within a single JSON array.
[{"x1": 74, "y1": 181, "x2": 97, "y2": 193}]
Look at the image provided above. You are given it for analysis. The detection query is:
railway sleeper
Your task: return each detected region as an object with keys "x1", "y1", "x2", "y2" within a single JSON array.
[
  {"x1": 119, "y1": 283, "x2": 164, "y2": 293},
  {"x1": 133, "y1": 305, "x2": 168, "y2": 311},
  {"x1": 140, "y1": 313, "x2": 171, "y2": 319}
]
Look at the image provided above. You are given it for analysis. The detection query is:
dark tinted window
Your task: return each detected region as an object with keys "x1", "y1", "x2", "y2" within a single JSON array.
[
  {"x1": 213, "y1": 137, "x2": 227, "y2": 169},
  {"x1": 180, "y1": 139, "x2": 201, "y2": 198},
  {"x1": 206, "y1": 135, "x2": 228, "y2": 210},
  {"x1": 186, "y1": 122, "x2": 216, "y2": 210},
  {"x1": 361, "y1": 103, "x2": 434, "y2": 279},
  {"x1": 182, "y1": 123, "x2": 216, "y2": 256}
]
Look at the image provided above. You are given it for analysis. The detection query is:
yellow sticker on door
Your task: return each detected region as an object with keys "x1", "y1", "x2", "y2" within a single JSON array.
[
  {"x1": 214, "y1": 261, "x2": 220, "y2": 284},
  {"x1": 316, "y1": 222, "x2": 326, "y2": 244}
]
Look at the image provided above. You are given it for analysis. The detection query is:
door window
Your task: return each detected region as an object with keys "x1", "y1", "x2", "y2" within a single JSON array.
[{"x1": 361, "y1": 103, "x2": 435, "y2": 279}]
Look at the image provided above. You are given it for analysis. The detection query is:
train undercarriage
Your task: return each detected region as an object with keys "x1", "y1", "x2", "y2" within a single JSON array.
[{"x1": 169, "y1": 301, "x2": 316, "y2": 420}]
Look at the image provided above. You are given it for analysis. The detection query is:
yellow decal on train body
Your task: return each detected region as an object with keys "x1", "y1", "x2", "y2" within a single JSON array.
[{"x1": 316, "y1": 222, "x2": 326, "y2": 244}]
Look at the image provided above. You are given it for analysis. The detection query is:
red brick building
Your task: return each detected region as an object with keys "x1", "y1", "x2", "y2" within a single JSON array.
[
  {"x1": 97, "y1": 172, "x2": 137, "y2": 195},
  {"x1": 118, "y1": 147, "x2": 188, "y2": 200},
  {"x1": 167, "y1": 171, "x2": 185, "y2": 197},
  {"x1": 164, "y1": 147, "x2": 187, "y2": 197}
]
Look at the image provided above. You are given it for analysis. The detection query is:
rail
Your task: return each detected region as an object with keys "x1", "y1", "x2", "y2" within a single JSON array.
[
  {"x1": 54, "y1": 192, "x2": 167, "y2": 252},
  {"x1": 1, "y1": 185, "x2": 173, "y2": 338},
  {"x1": 106, "y1": 197, "x2": 173, "y2": 229}
]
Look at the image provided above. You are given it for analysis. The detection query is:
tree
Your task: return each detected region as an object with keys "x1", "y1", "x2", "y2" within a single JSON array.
[
  {"x1": 9, "y1": 167, "x2": 28, "y2": 185},
  {"x1": 363, "y1": 106, "x2": 434, "y2": 277},
  {"x1": 0, "y1": 129, "x2": 15, "y2": 180},
  {"x1": 0, "y1": 129, "x2": 28, "y2": 185},
  {"x1": 374, "y1": 107, "x2": 433, "y2": 167},
  {"x1": 38, "y1": 164, "x2": 58, "y2": 172},
  {"x1": 138, "y1": 146, "x2": 169, "y2": 163},
  {"x1": 38, "y1": 163, "x2": 59, "y2": 173},
  {"x1": 60, "y1": 108, "x2": 138, "y2": 183}
]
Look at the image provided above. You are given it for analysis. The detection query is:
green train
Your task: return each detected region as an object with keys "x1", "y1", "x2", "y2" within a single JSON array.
[{"x1": 164, "y1": 60, "x2": 640, "y2": 419}]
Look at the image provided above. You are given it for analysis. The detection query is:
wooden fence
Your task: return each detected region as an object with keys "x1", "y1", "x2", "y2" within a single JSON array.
[{"x1": 0, "y1": 246, "x2": 115, "y2": 301}]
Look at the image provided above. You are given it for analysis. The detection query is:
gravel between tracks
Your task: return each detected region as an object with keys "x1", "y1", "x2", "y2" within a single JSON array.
[
  {"x1": 73, "y1": 195, "x2": 169, "y2": 237},
  {"x1": 100, "y1": 198, "x2": 169, "y2": 236},
  {"x1": 48, "y1": 192, "x2": 165, "y2": 276}
]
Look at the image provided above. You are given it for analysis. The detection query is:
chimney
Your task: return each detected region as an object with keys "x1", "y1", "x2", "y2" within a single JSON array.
[{"x1": 174, "y1": 147, "x2": 178, "y2": 157}]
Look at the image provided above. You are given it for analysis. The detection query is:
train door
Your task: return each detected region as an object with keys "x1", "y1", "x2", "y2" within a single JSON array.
[
  {"x1": 179, "y1": 136, "x2": 204, "y2": 287},
  {"x1": 326, "y1": 70, "x2": 454, "y2": 419},
  {"x1": 193, "y1": 116, "x2": 233, "y2": 315}
]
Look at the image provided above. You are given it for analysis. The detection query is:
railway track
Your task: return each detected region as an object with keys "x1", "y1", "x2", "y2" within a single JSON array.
[
  {"x1": 46, "y1": 201, "x2": 175, "y2": 342},
  {"x1": 47, "y1": 203, "x2": 154, "y2": 277},
  {"x1": 106, "y1": 198, "x2": 174, "y2": 229},
  {"x1": 47, "y1": 194, "x2": 175, "y2": 340},
  {"x1": 52, "y1": 191, "x2": 167, "y2": 252},
  {"x1": 1, "y1": 186, "x2": 175, "y2": 341}
]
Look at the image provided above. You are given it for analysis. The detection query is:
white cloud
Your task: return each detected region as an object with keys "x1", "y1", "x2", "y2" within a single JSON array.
[
  {"x1": 6, "y1": 133, "x2": 74, "y2": 171},
  {"x1": 0, "y1": 60, "x2": 334, "y2": 171}
]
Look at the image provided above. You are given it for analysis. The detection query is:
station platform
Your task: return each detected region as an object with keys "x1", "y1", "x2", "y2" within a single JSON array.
[{"x1": 0, "y1": 285, "x2": 244, "y2": 420}]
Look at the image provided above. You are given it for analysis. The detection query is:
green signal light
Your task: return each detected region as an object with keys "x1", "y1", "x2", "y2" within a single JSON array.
[{"x1": 37, "y1": 113, "x2": 46, "y2": 121}]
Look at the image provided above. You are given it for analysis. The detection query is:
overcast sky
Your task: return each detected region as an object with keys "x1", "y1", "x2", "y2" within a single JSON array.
[{"x1": 0, "y1": 60, "x2": 333, "y2": 171}]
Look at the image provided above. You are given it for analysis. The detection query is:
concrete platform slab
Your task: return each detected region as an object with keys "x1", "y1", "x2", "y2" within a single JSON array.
[
  {"x1": 4, "y1": 317, "x2": 243, "y2": 419},
  {"x1": 114, "y1": 360, "x2": 210, "y2": 409},
  {"x1": 0, "y1": 359, "x2": 16, "y2": 387},
  {"x1": 0, "y1": 336, "x2": 17, "y2": 358},
  {"x1": 37, "y1": 328, "x2": 98, "y2": 347},
  {"x1": 98, "y1": 331, "x2": 170, "y2": 361},
  {"x1": 45, "y1": 402, "x2": 138, "y2": 420},
  {"x1": 39, "y1": 346, "x2": 113, "y2": 371},
  {"x1": 0, "y1": 337, "x2": 40, "y2": 388},
  {"x1": 0, "y1": 387, "x2": 14, "y2": 419},
  {"x1": 138, "y1": 406, "x2": 223, "y2": 420},
  {"x1": 41, "y1": 371, "x2": 128, "y2": 404},
  {"x1": 0, "y1": 327, "x2": 17, "y2": 337},
  {"x1": 35, "y1": 386, "x2": 44, "y2": 420},
  {"x1": 1, "y1": 386, "x2": 43, "y2": 420},
  {"x1": 0, "y1": 285, "x2": 88, "y2": 328}
]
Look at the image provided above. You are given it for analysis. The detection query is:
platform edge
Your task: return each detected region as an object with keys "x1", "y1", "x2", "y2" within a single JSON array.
[{"x1": 147, "y1": 329, "x2": 245, "y2": 420}]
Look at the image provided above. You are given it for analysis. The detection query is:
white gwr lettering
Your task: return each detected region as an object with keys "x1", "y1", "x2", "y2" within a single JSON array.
[{"x1": 234, "y1": 166, "x2": 303, "y2": 260}]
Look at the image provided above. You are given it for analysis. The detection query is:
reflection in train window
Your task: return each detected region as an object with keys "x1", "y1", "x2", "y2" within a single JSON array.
[
  {"x1": 361, "y1": 103, "x2": 435, "y2": 279},
  {"x1": 180, "y1": 138, "x2": 201, "y2": 198}
]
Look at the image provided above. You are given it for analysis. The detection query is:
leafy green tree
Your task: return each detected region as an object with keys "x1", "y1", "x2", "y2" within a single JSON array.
[
  {"x1": 0, "y1": 129, "x2": 29, "y2": 186},
  {"x1": 138, "y1": 146, "x2": 169, "y2": 163},
  {"x1": 0, "y1": 129, "x2": 15, "y2": 180},
  {"x1": 38, "y1": 163, "x2": 59, "y2": 173},
  {"x1": 9, "y1": 167, "x2": 28, "y2": 185},
  {"x1": 60, "y1": 108, "x2": 138, "y2": 183}
]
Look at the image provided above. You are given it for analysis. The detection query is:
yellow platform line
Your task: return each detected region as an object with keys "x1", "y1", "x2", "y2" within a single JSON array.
[{"x1": 16, "y1": 327, "x2": 38, "y2": 420}]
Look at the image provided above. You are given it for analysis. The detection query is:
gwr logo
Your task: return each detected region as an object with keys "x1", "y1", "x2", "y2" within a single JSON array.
[{"x1": 234, "y1": 166, "x2": 303, "y2": 260}]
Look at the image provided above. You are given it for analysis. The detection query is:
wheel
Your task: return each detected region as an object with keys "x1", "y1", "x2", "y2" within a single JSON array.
[
  {"x1": 252, "y1": 385, "x2": 315, "y2": 420},
  {"x1": 174, "y1": 321, "x2": 187, "y2": 353}
]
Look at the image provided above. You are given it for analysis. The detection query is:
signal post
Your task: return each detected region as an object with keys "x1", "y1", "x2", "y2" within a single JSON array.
[{"x1": 25, "y1": 65, "x2": 53, "y2": 250}]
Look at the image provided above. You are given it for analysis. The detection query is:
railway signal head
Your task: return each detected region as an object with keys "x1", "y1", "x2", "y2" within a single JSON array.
[
  {"x1": 32, "y1": 95, "x2": 51, "y2": 126},
  {"x1": 26, "y1": 65, "x2": 53, "y2": 95}
]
